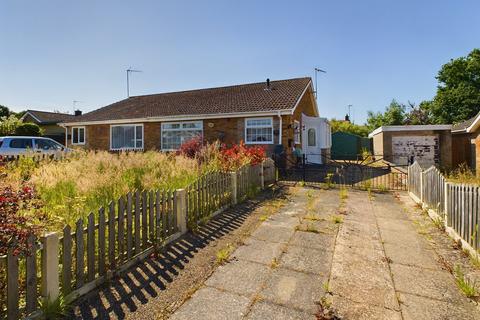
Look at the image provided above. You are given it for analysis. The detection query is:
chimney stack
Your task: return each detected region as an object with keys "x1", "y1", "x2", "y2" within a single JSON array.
[
  {"x1": 74, "y1": 110, "x2": 82, "y2": 116},
  {"x1": 344, "y1": 114, "x2": 350, "y2": 122},
  {"x1": 266, "y1": 78, "x2": 270, "y2": 89}
]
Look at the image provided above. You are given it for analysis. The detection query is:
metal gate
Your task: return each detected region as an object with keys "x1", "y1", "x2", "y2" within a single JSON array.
[{"x1": 273, "y1": 153, "x2": 407, "y2": 191}]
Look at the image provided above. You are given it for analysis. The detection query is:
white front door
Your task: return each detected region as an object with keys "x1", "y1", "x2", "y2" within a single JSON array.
[{"x1": 302, "y1": 115, "x2": 331, "y2": 164}]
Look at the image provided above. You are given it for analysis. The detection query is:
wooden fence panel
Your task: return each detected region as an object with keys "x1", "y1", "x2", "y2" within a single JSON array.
[
  {"x1": 62, "y1": 225, "x2": 72, "y2": 295},
  {"x1": 1, "y1": 163, "x2": 269, "y2": 318},
  {"x1": 25, "y1": 235, "x2": 37, "y2": 314},
  {"x1": 7, "y1": 248, "x2": 19, "y2": 320}
]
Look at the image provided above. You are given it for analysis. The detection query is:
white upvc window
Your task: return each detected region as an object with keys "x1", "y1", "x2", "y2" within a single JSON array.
[
  {"x1": 71, "y1": 126, "x2": 86, "y2": 145},
  {"x1": 161, "y1": 121, "x2": 203, "y2": 151},
  {"x1": 245, "y1": 117, "x2": 274, "y2": 144},
  {"x1": 110, "y1": 124, "x2": 144, "y2": 151},
  {"x1": 293, "y1": 120, "x2": 300, "y2": 144}
]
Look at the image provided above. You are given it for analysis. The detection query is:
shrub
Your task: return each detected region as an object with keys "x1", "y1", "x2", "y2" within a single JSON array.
[
  {"x1": 176, "y1": 135, "x2": 204, "y2": 158},
  {"x1": 14, "y1": 122, "x2": 43, "y2": 136},
  {"x1": 0, "y1": 186, "x2": 40, "y2": 256},
  {"x1": 0, "y1": 115, "x2": 21, "y2": 136}
]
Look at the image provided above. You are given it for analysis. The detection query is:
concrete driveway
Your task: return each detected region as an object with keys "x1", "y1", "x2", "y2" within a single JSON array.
[{"x1": 170, "y1": 187, "x2": 480, "y2": 319}]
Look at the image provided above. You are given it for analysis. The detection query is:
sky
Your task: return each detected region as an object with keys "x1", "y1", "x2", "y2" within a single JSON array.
[{"x1": 1, "y1": 1, "x2": 479, "y2": 124}]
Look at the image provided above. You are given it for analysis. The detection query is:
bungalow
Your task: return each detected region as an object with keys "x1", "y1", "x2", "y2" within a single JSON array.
[
  {"x1": 451, "y1": 112, "x2": 480, "y2": 172},
  {"x1": 21, "y1": 109, "x2": 81, "y2": 143},
  {"x1": 61, "y1": 77, "x2": 331, "y2": 164}
]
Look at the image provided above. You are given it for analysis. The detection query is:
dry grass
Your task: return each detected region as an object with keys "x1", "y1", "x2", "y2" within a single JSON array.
[
  {"x1": 447, "y1": 163, "x2": 480, "y2": 185},
  {"x1": 5, "y1": 151, "x2": 200, "y2": 229}
]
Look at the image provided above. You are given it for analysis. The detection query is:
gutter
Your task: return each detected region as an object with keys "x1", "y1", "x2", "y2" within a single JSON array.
[{"x1": 60, "y1": 109, "x2": 294, "y2": 126}]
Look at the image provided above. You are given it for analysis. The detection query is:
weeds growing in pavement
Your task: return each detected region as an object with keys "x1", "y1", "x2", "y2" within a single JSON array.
[
  {"x1": 216, "y1": 244, "x2": 234, "y2": 265},
  {"x1": 339, "y1": 188, "x2": 348, "y2": 200},
  {"x1": 270, "y1": 258, "x2": 279, "y2": 269},
  {"x1": 454, "y1": 265, "x2": 478, "y2": 298},
  {"x1": 304, "y1": 213, "x2": 323, "y2": 221},
  {"x1": 331, "y1": 215, "x2": 344, "y2": 224}
]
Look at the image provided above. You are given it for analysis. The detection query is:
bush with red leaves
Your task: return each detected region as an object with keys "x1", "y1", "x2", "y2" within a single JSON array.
[
  {"x1": 220, "y1": 141, "x2": 266, "y2": 171},
  {"x1": 176, "y1": 135, "x2": 204, "y2": 158},
  {"x1": 0, "y1": 186, "x2": 39, "y2": 256}
]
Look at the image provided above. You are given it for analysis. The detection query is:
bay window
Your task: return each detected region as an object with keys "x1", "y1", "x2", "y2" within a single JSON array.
[
  {"x1": 110, "y1": 124, "x2": 143, "y2": 150},
  {"x1": 161, "y1": 121, "x2": 203, "y2": 150},
  {"x1": 245, "y1": 117, "x2": 273, "y2": 144}
]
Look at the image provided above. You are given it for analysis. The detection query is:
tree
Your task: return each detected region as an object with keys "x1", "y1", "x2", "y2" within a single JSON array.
[
  {"x1": 14, "y1": 123, "x2": 42, "y2": 136},
  {"x1": 428, "y1": 49, "x2": 480, "y2": 124},
  {"x1": 366, "y1": 100, "x2": 406, "y2": 130},
  {"x1": 404, "y1": 101, "x2": 434, "y2": 125},
  {"x1": 0, "y1": 115, "x2": 22, "y2": 136},
  {"x1": 0, "y1": 105, "x2": 10, "y2": 118},
  {"x1": 330, "y1": 119, "x2": 370, "y2": 137}
]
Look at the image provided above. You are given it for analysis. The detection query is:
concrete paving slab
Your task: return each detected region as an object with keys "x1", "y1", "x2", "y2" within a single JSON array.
[
  {"x1": 330, "y1": 254, "x2": 399, "y2": 310},
  {"x1": 289, "y1": 230, "x2": 336, "y2": 251},
  {"x1": 232, "y1": 238, "x2": 285, "y2": 265},
  {"x1": 390, "y1": 263, "x2": 466, "y2": 303},
  {"x1": 376, "y1": 217, "x2": 418, "y2": 233},
  {"x1": 381, "y1": 228, "x2": 431, "y2": 249},
  {"x1": 251, "y1": 224, "x2": 294, "y2": 243},
  {"x1": 280, "y1": 245, "x2": 332, "y2": 275},
  {"x1": 332, "y1": 295, "x2": 403, "y2": 320},
  {"x1": 261, "y1": 267, "x2": 326, "y2": 313},
  {"x1": 399, "y1": 292, "x2": 480, "y2": 320},
  {"x1": 246, "y1": 301, "x2": 314, "y2": 320},
  {"x1": 205, "y1": 259, "x2": 271, "y2": 297},
  {"x1": 383, "y1": 243, "x2": 439, "y2": 270},
  {"x1": 170, "y1": 287, "x2": 250, "y2": 320},
  {"x1": 333, "y1": 243, "x2": 384, "y2": 263},
  {"x1": 263, "y1": 214, "x2": 299, "y2": 228}
]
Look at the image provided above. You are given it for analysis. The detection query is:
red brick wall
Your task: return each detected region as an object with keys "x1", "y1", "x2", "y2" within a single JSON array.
[{"x1": 65, "y1": 86, "x2": 318, "y2": 156}]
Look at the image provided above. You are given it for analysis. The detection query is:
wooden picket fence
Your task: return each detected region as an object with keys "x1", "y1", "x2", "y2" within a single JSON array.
[
  {"x1": 1, "y1": 159, "x2": 275, "y2": 319},
  {"x1": 407, "y1": 161, "x2": 480, "y2": 253}
]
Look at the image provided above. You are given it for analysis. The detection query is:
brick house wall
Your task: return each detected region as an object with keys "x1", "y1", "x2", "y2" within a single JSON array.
[{"x1": 65, "y1": 87, "x2": 319, "y2": 157}]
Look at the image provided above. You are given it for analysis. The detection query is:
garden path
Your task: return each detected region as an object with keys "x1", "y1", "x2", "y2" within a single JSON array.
[{"x1": 170, "y1": 187, "x2": 480, "y2": 319}]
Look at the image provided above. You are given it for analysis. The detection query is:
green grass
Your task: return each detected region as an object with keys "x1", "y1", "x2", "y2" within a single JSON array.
[
  {"x1": 454, "y1": 265, "x2": 478, "y2": 298},
  {"x1": 216, "y1": 244, "x2": 234, "y2": 265},
  {"x1": 331, "y1": 215, "x2": 344, "y2": 224}
]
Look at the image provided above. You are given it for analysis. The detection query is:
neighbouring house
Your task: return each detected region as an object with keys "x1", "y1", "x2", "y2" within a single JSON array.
[
  {"x1": 451, "y1": 112, "x2": 480, "y2": 173},
  {"x1": 60, "y1": 78, "x2": 332, "y2": 164},
  {"x1": 331, "y1": 131, "x2": 372, "y2": 160},
  {"x1": 368, "y1": 125, "x2": 452, "y2": 168},
  {"x1": 21, "y1": 109, "x2": 81, "y2": 143}
]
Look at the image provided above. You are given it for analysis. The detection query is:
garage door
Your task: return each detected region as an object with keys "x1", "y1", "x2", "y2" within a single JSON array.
[{"x1": 392, "y1": 135, "x2": 439, "y2": 166}]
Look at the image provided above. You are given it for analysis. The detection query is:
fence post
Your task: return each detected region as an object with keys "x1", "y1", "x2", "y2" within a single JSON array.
[
  {"x1": 175, "y1": 189, "x2": 187, "y2": 234},
  {"x1": 420, "y1": 170, "x2": 425, "y2": 203},
  {"x1": 41, "y1": 232, "x2": 60, "y2": 303},
  {"x1": 230, "y1": 172, "x2": 238, "y2": 205},
  {"x1": 444, "y1": 182, "x2": 450, "y2": 227}
]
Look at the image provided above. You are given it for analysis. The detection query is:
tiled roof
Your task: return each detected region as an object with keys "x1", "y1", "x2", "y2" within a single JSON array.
[
  {"x1": 63, "y1": 77, "x2": 312, "y2": 124},
  {"x1": 25, "y1": 110, "x2": 77, "y2": 124},
  {"x1": 452, "y1": 112, "x2": 480, "y2": 132}
]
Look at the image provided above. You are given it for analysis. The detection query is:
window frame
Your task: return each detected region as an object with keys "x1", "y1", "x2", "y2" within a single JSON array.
[
  {"x1": 109, "y1": 124, "x2": 144, "y2": 151},
  {"x1": 161, "y1": 121, "x2": 203, "y2": 151},
  {"x1": 307, "y1": 128, "x2": 317, "y2": 147},
  {"x1": 71, "y1": 126, "x2": 86, "y2": 145},
  {"x1": 244, "y1": 117, "x2": 274, "y2": 145}
]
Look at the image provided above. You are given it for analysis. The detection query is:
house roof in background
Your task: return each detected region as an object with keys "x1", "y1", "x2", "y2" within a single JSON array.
[
  {"x1": 23, "y1": 110, "x2": 76, "y2": 124},
  {"x1": 62, "y1": 77, "x2": 313, "y2": 125},
  {"x1": 451, "y1": 112, "x2": 480, "y2": 133},
  {"x1": 368, "y1": 125, "x2": 452, "y2": 138}
]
